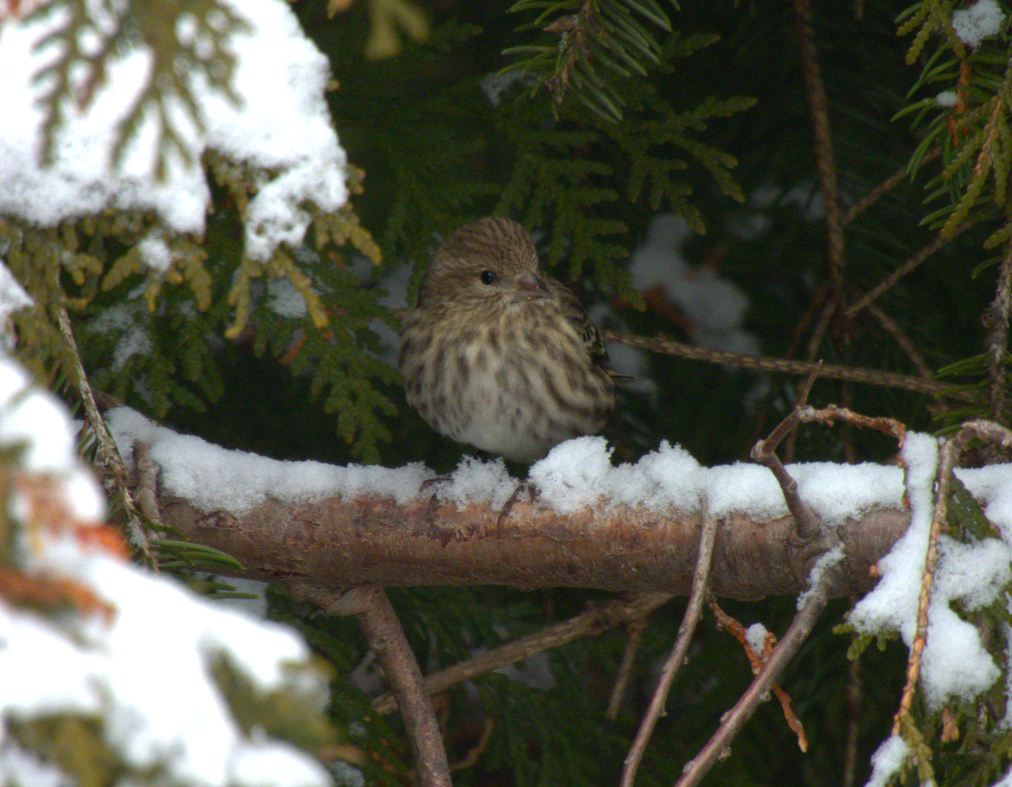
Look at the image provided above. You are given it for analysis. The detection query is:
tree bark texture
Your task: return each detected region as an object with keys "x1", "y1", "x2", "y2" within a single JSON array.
[{"x1": 158, "y1": 492, "x2": 909, "y2": 600}]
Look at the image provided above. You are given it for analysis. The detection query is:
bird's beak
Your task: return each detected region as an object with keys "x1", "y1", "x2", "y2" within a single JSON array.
[{"x1": 514, "y1": 271, "x2": 550, "y2": 302}]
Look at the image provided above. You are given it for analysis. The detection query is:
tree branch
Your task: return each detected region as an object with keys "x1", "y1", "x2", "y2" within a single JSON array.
[
  {"x1": 602, "y1": 330, "x2": 966, "y2": 399},
  {"x1": 152, "y1": 490, "x2": 908, "y2": 599},
  {"x1": 295, "y1": 585, "x2": 452, "y2": 787},
  {"x1": 621, "y1": 506, "x2": 720, "y2": 787},
  {"x1": 675, "y1": 573, "x2": 835, "y2": 787},
  {"x1": 354, "y1": 587, "x2": 452, "y2": 787},
  {"x1": 371, "y1": 591, "x2": 673, "y2": 716}
]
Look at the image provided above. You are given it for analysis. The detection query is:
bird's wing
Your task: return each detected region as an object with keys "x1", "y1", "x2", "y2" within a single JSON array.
[{"x1": 548, "y1": 278, "x2": 632, "y2": 382}]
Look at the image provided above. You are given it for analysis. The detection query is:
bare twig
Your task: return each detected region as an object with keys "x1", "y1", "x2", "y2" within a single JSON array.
[
  {"x1": 675, "y1": 400, "x2": 910, "y2": 787},
  {"x1": 845, "y1": 224, "x2": 972, "y2": 318},
  {"x1": 864, "y1": 303, "x2": 940, "y2": 397},
  {"x1": 707, "y1": 599, "x2": 807, "y2": 751},
  {"x1": 842, "y1": 610, "x2": 863, "y2": 787},
  {"x1": 606, "y1": 614, "x2": 649, "y2": 721},
  {"x1": 620, "y1": 507, "x2": 720, "y2": 787},
  {"x1": 798, "y1": 405, "x2": 908, "y2": 445},
  {"x1": 372, "y1": 592, "x2": 673, "y2": 716},
  {"x1": 602, "y1": 330, "x2": 966, "y2": 399},
  {"x1": 840, "y1": 148, "x2": 941, "y2": 227},
  {"x1": 676, "y1": 579, "x2": 834, "y2": 787},
  {"x1": 57, "y1": 307, "x2": 156, "y2": 565},
  {"x1": 450, "y1": 718, "x2": 493, "y2": 772},
  {"x1": 293, "y1": 584, "x2": 452, "y2": 786},
  {"x1": 354, "y1": 587, "x2": 453, "y2": 787},
  {"x1": 751, "y1": 373, "x2": 823, "y2": 540},
  {"x1": 785, "y1": 302, "x2": 838, "y2": 460}
]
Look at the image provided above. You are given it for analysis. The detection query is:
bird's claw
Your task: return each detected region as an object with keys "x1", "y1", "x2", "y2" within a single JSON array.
[{"x1": 496, "y1": 481, "x2": 540, "y2": 534}]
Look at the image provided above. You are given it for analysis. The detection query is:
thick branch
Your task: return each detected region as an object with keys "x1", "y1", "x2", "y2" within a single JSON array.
[
  {"x1": 155, "y1": 492, "x2": 908, "y2": 599},
  {"x1": 354, "y1": 587, "x2": 452, "y2": 787}
]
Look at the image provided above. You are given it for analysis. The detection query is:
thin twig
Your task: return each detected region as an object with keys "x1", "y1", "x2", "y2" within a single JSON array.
[
  {"x1": 57, "y1": 307, "x2": 156, "y2": 565},
  {"x1": 751, "y1": 371, "x2": 823, "y2": 540},
  {"x1": 840, "y1": 148, "x2": 941, "y2": 227},
  {"x1": 354, "y1": 587, "x2": 453, "y2": 787},
  {"x1": 707, "y1": 599, "x2": 807, "y2": 750},
  {"x1": 984, "y1": 223, "x2": 1012, "y2": 423},
  {"x1": 845, "y1": 223, "x2": 972, "y2": 317},
  {"x1": 372, "y1": 592, "x2": 673, "y2": 716},
  {"x1": 602, "y1": 330, "x2": 968, "y2": 399},
  {"x1": 293, "y1": 584, "x2": 452, "y2": 786},
  {"x1": 795, "y1": 0, "x2": 846, "y2": 296},
  {"x1": 620, "y1": 507, "x2": 720, "y2": 787},
  {"x1": 798, "y1": 404, "x2": 908, "y2": 443},
  {"x1": 676, "y1": 401, "x2": 911, "y2": 786},
  {"x1": 787, "y1": 312, "x2": 833, "y2": 462},
  {"x1": 864, "y1": 302, "x2": 940, "y2": 398},
  {"x1": 675, "y1": 578, "x2": 834, "y2": 787},
  {"x1": 450, "y1": 718, "x2": 493, "y2": 772},
  {"x1": 842, "y1": 607, "x2": 863, "y2": 787},
  {"x1": 606, "y1": 615, "x2": 649, "y2": 721}
]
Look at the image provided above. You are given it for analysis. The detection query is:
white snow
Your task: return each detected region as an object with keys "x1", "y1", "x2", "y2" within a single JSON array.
[
  {"x1": 796, "y1": 543, "x2": 844, "y2": 610},
  {"x1": 105, "y1": 406, "x2": 434, "y2": 513},
  {"x1": 529, "y1": 437, "x2": 704, "y2": 516},
  {"x1": 94, "y1": 411, "x2": 1012, "y2": 722},
  {"x1": 430, "y1": 455, "x2": 517, "y2": 510},
  {"x1": 936, "y1": 90, "x2": 959, "y2": 107},
  {"x1": 0, "y1": 742, "x2": 70, "y2": 787},
  {"x1": 87, "y1": 300, "x2": 154, "y2": 371},
  {"x1": 0, "y1": 353, "x2": 331, "y2": 787},
  {"x1": 849, "y1": 433, "x2": 1012, "y2": 711},
  {"x1": 744, "y1": 623, "x2": 769, "y2": 654},
  {"x1": 952, "y1": 0, "x2": 1005, "y2": 48},
  {"x1": 137, "y1": 233, "x2": 173, "y2": 273},
  {"x1": 0, "y1": 262, "x2": 33, "y2": 323},
  {"x1": 849, "y1": 433, "x2": 938, "y2": 643},
  {"x1": 630, "y1": 214, "x2": 759, "y2": 356},
  {"x1": 267, "y1": 276, "x2": 309, "y2": 319},
  {"x1": 4, "y1": 538, "x2": 331, "y2": 787},
  {"x1": 0, "y1": 351, "x2": 105, "y2": 523},
  {"x1": 0, "y1": 0, "x2": 347, "y2": 262},
  {"x1": 864, "y1": 735, "x2": 909, "y2": 787}
]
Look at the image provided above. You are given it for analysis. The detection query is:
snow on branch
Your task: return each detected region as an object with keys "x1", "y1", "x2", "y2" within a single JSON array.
[
  {"x1": 107, "y1": 405, "x2": 920, "y2": 598},
  {"x1": 0, "y1": 0, "x2": 347, "y2": 262}
]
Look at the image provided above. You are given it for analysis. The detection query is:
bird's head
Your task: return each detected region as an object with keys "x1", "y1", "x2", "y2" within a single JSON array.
[{"x1": 417, "y1": 217, "x2": 551, "y2": 312}]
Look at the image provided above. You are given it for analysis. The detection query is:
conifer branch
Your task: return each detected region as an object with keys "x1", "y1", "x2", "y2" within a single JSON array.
[
  {"x1": 892, "y1": 421, "x2": 1012, "y2": 739},
  {"x1": 601, "y1": 330, "x2": 969, "y2": 399},
  {"x1": 57, "y1": 308, "x2": 157, "y2": 566},
  {"x1": 794, "y1": 0, "x2": 846, "y2": 299},
  {"x1": 985, "y1": 224, "x2": 1012, "y2": 423}
]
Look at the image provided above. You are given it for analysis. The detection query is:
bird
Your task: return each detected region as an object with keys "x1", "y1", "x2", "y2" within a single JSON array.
[{"x1": 399, "y1": 216, "x2": 619, "y2": 463}]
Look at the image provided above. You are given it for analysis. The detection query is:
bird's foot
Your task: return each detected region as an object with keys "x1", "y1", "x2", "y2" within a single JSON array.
[
  {"x1": 496, "y1": 481, "x2": 540, "y2": 534},
  {"x1": 420, "y1": 475, "x2": 450, "y2": 521}
]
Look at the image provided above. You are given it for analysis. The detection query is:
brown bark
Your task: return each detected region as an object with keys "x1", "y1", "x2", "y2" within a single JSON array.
[{"x1": 158, "y1": 491, "x2": 908, "y2": 600}]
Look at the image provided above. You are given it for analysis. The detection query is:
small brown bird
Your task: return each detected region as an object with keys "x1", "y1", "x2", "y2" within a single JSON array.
[{"x1": 399, "y1": 216, "x2": 618, "y2": 463}]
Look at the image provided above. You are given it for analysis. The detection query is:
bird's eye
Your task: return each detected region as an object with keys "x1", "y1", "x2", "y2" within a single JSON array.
[{"x1": 479, "y1": 270, "x2": 497, "y2": 285}]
